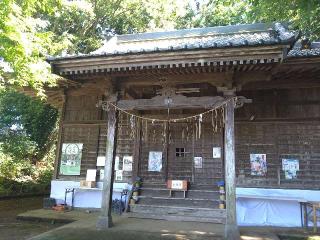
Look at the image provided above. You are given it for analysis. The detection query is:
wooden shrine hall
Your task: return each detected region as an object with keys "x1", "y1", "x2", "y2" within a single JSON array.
[{"x1": 46, "y1": 23, "x2": 320, "y2": 239}]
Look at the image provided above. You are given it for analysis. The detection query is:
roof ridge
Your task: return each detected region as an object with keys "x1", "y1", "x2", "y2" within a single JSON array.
[{"x1": 116, "y1": 22, "x2": 278, "y2": 43}]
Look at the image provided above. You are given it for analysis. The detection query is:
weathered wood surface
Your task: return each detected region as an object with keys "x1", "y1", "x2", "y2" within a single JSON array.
[
  {"x1": 224, "y1": 99, "x2": 240, "y2": 240},
  {"x1": 132, "y1": 117, "x2": 142, "y2": 182},
  {"x1": 53, "y1": 93, "x2": 66, "y2": 179},
  {"x1": 56, "y1": 83, "x2": 320, "y2": 190},
  {"x1": 50, "y1": 46, "x2": 285, "y2": 75},
  {"x1": 96, "y1": 104, "x2": 118, "y2": 229},
  {"x1": 116, "y1": 95, "x2": 225, "y2": 110},
  {"x1": 235, "y1": 88, "x2": 320, "y2": 189}
]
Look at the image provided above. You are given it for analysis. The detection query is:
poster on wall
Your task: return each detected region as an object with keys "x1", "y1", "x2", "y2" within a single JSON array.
[
  {"x1": 86, "y1": 169, "x2": 97, "y2": 181},
  {"x1": 194, "y1": 157, "x2": 203, "y2": 168},
  {"x1": 123, "y1": 156, "x2": 133, "y2": 171},
  {"x1": 100, "y1": 169, "x2": 104, "y2": 180},
  {"x1": 96, "y1": 156, "x2": 105, "y2": 167},
  {"x1": 212, "y1": 147, "x2": 221, "y2": 158},
  {"x1": 115, "y1": 170, "x2": 123, "y2": 181},
  {"x1": 282, "y1": 159, "x2": 299, "y2": 179},
  {"x1": 60, "y1": 143, "x2": 83, "y2": 175},
  {"x1": 148, "y1": 151, "x2": 162, "y2": 172},
  {"x1": 250, "y1": 154, "x2": 267, "y2": 176},
  {"x1": 114, "y1": 156, "x2": 121, "y2": 171}
]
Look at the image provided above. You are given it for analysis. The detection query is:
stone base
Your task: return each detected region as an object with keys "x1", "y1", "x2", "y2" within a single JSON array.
[
  {"x1": 96, "y1": 215, "x2": 113, "y2": 229},
  {"x1": 224, "y1": 224, "x2": 240, "y2": 240}
]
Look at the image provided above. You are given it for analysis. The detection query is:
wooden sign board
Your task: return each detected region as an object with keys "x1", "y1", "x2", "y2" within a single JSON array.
[{"x1": 167, "y1": 180, "x2": 188, "y2": 190}]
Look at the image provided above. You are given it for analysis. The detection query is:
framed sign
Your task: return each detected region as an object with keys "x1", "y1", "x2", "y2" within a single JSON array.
[
  {"x1": 148, "y1": 151, "x2": 162, "y2": 172},
  {"x1": 194, "y1": 157, "x2": 203, "y2": 168},
  {"x1": 115, "y1": 170, "x2": 123, "y2": 181},
  {"x1": 86, "y1": 169, "x2": 97, "y2": 182},
  {"x1": 282, "y1": 159, "x2": 299, "y2": 179},
  {"x1": 60, "y1": 143, "x2": 83, "y2": 175},
  {"x1": 250, "y1": 154, "x2": 267, "y2": 176},
  {"x1": 96, "y1": 156, "x2": 105, "y2": 167},
  {"x1": 213, "y1": 147, "x2": 221, "y2": 158},
  {"x1": 123, "y1": 156, "x2": 133, "y2": 172}
]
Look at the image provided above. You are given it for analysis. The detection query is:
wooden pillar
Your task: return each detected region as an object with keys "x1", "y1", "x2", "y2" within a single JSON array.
[
  {"x1": 224, "y1": 98, "x2": 240, "y2": 240},
  {"x1": 132, "y1": 119, "x2": 142, "y2": 182},
  {"x1": 53, "y1": 92, "x2": 66, "y2": 179},
  {"x1": 96, "y1": 104, "x2": 118, "y2": 229},
  {"x1": 164, "y1": 122, "x2": 170, "y2": 181}
]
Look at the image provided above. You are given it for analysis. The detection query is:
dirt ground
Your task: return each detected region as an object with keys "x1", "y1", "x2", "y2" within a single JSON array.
[
  {"x1": 0, "y1": 197, "x2": 62, "y2": 240},
  {"x1": 3, "y1": 199, "x2": 320, "y2": 240}
]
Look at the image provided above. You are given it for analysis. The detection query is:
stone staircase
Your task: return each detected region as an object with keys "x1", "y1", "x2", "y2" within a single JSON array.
[{"x1": 127, "y1": 182, "x2": 226, "y2": 223}]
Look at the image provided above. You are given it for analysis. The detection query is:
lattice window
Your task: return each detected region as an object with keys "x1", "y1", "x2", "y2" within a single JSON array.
[{"x1": 176, "y1": 148, "x2": 185, "y2": 157}]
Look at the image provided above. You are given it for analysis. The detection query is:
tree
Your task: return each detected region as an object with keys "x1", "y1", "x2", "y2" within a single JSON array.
[
  {"x1": 177, "y1": 0, "x2": 320, "y2": 41},
  {"x1": 0, "y1": 0, "x2": 187, "y2": 91},
  {"x1": 0, "y1": 0, "x2": 65, "y2": 94},
  {"x1": 248, "y1": 0, "x2": 320, "y2": 41},
  {"x1": 44, "y1": 0, "x2": 188, "y2": 54},
  {"x1": 176, "y1": 0, "x2": 250, "y2": 29},
  {"x1": 0, "y1": 89, "x2": 58, "y2": 163}
]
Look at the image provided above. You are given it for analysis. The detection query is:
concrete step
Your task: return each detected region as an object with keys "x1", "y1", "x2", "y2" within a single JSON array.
[
  {"x1": 129, "y1": 204, "x2": 225, "y2": 224},
  {"x1": 136, "y1": 196, "x2": 219, "y2": 208}
]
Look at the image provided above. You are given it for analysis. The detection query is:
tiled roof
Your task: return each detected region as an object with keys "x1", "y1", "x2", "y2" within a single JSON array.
[
  {"x1": 288, "y1": 42, "x2": 320, "y2": 58},
  {"x1": 48, "y1": 23, "x2": 297, "y2": 61}
]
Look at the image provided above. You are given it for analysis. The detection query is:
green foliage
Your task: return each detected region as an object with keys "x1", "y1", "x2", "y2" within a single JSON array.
[
  {"x1": 248, "y1": 0, "x2": 320, "y2": 40},
  {"x1": 0, "y1": 150, "x2": 53, "y2": 196},
  {"x1": 177, "y1": 0, "x2": 320, "y2": 41},
  {"x1": 0, "y1": 0, "x2": 64, "y2": 94},
  {"x1": 44, "y1": 0, "x2": 187, "y2": 54},
  {"x1": 0, "y1": 0, "x2": 188, "y2": 90},
  {"x1": 0, "y1": 89, "x2": 58, "y2": 162},
  {"x1": 176, "y1": 0, "x2": 250, "y2": 29}
]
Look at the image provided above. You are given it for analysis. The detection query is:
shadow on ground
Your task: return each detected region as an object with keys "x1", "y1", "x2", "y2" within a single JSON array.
[{"x1": 0, "y1": 197, "x2": 62, "y2": 240}]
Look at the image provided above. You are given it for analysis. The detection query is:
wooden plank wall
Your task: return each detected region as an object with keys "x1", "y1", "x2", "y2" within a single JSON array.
[
  {"x1": 139, "y1": 121, "x2": 167, "y2": 182},
  {"x1": 235, "y1": 88, "x2": 320, "y2": 189},
  {"x1": 58, "y1": 94, "x2": 102, "y2": 180},
  {"x1": 57, "y1": 86, "x2": 320, "y2": 190},
  {"x1": 138, "y1": 114, "x2": 224, "y2": 185},
  {"x1": 58, "y1": 93, "x2": 135, "y2": 183}
]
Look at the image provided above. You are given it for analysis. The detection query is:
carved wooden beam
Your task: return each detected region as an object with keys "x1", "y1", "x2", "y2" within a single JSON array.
[
  {"x1": 98, "y1": 95, "x2": 251, "y2": 111},
  {"x1": 116, "y1": 95, "x2": 226, "y2": 110}
]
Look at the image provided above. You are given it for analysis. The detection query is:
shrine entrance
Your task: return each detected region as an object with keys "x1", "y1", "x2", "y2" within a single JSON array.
[
  {"x1": 167, "y1": 121, "x2": 193, "y2": 182},
  {"x1": 166, "y1": 117, "x2": 224, "y2": 186},
  {"x1": 137, "y1": 107, "x2": 225, "y2": 186},
  {"x1": 98, "y1": 87, "x2": 246, "y2": 236}
]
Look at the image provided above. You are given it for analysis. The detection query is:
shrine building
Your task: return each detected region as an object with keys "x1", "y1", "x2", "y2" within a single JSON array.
[{"x1": 44, "y1": 23, "x2": 320, "y2": 238}]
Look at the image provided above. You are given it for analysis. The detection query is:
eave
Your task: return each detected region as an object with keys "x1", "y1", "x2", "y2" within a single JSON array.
[{"x1": 49, "y1": 45, "x2": 289, "y2": 77}]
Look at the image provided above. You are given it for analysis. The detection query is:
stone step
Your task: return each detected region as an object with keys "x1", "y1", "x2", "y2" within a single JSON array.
[
  {"x1": 139, "y1": 188, "x2": 220, "y2": 199},
  {"x1": 136, "y1": 196, "x2": 219, "y2": 208},
  {"x1": 126, "y1": 212, "x2": 225, "y2": 224},
  {"x1": 129, "y1": 204, "x2": 225, "y2": 223},
  {"x1": 140, "y1": 182, "x2": 220, "y2": 190}
]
